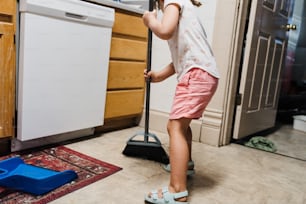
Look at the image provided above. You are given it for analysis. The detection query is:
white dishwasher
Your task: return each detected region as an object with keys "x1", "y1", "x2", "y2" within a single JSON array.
[{"x1": 16, "y1": 0, "x2": 114, "y2": 144}]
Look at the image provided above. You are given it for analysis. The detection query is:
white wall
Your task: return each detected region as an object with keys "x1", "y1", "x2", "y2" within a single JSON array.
[{"x1": 150, "y1": 1, "x2": 217, "y2": 113}]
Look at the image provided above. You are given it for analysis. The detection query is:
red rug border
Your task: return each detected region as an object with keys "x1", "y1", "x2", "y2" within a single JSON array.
[{"x1": 56, "y1": 146, "x2": 122, "y2": 172}]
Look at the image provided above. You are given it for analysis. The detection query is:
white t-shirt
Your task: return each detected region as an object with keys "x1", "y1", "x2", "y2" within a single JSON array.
[{"x1": 164, "y1": 0, "x2": 220, "y2": 81}]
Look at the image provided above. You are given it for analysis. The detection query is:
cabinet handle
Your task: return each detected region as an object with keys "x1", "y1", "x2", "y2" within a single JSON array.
[{"x1": 0, "y1": 14, "x2": 13, "y2": 23}]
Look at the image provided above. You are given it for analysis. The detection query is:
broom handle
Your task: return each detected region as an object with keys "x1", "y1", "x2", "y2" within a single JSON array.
[{"x1": 144, "y1": 0, "x2": 154, "y2": 142}]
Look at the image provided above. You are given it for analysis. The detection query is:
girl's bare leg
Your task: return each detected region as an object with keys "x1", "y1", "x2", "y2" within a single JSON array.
[
  {"x1": 167, "y1": 118, "x2": 192, "y2": 201},
  {"x1": 186, "y1": 126, "x2": 192, "y2": 162}
]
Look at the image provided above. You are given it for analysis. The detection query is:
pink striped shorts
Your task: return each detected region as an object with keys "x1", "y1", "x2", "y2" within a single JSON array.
[{"x1": 169, "y1": 68, "x2": 218, "y2": 119}]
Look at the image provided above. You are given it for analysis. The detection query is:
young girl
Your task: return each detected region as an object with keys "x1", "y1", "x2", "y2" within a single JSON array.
[{"x1": 143, "y1": 0, "x2": 219, "y2": 203}]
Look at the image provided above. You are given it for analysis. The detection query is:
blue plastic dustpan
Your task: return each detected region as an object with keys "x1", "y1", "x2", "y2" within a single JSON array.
[{"x1": 0, "y1": 157, "x2": 77, "y2": 195}]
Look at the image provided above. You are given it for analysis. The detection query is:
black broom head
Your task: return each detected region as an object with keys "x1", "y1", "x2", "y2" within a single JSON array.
[
  {"x1": 123, "y1": 142, "x2": 169, "y2": 164},
  {"x1": 122, "y1": 131, "x2": 169, "y2": 164}
]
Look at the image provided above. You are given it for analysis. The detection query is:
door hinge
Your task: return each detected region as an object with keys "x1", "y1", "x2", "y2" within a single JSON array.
[{"x1": 236, "y1": 93, "x2": 242, "y2": 105}]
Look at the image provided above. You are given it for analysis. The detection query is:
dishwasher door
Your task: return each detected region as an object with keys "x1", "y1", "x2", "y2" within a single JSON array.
[{"x1": 17, "y1": 0, "x2": 114, "y2": 141}]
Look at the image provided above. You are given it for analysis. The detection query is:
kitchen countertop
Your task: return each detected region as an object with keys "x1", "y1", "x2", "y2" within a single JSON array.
[{"x1": 83, "y1": 0, "x2": 146, "y2": 14}]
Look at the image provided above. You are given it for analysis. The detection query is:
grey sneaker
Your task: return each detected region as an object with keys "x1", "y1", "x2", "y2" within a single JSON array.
[{"x1": 162, "y1": 160, "x2": 195, "y2": 176}]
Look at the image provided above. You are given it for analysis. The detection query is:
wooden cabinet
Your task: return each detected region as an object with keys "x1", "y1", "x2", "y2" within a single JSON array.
[
  {"x1": 0, "y1": 0, "x2": 16, "y2": 138},
  {"x1": 98, "y1": 10, "x2": 147, "y2": 131}
]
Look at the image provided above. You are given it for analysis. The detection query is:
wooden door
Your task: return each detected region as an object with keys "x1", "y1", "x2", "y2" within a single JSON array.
[
  {"x1": 0, "y1": 0, "x2": 16, "y2": 138},
  {"x1": 233, "y1": 0, "x2": 294, "y2": 139}
]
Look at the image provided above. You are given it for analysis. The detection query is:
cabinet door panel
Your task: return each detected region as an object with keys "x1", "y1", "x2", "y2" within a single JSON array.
[
  {"x1": 110, "y1": 37, "x2": 147, "y2": 61},
  {"x1": 113, "y1": 12, "x2": 147, "y2": 38},
  {"x1": 107, "y1": 60, "x2": 145, "y2": 89},
  {"x1": 104, "y1": 90, "x2": 144, "y2": 119},
  {"x1": 0, "y1": 0, "x2": 15, "y2": 15},
  {"x1": 0, "y1": 3, "x2": 15, "y2": 138}
]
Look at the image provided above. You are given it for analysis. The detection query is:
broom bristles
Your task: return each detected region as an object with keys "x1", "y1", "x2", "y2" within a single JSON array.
[
  {"x1": 122, "y1": 131, "x2": 169, "y2": 164},
  {"x1": 122, "y1": 144, "x2": 169, "y2": 164}
]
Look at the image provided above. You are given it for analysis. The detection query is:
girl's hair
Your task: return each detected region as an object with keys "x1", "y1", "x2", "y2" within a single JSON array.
[
  {"x1": 190, "y1": 0, "x2": 202, "y2": 7},
  {"x1": 154, "y1": 0, "x2": 202, "y2": 10}
]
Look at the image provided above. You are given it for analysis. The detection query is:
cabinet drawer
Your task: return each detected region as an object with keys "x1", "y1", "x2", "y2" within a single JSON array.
[
  {"x1": 104, "y1": 90, "x2": 144, "y2": 119},
  {"x1": 110, "y1": 37, "x2": 147, "y2": 61},
  {"x1": 107, "y1": 60, "x2": 145, "y2": 89},
  {"x1": 0, "y1": 1, "x2": 15, "y2": 16},
  {"x1": 113, "y1": 12, "x2": 147, "y2": 38},
  {"x1": 0, "y1": 1, "x2": 15, "y2": 33}
]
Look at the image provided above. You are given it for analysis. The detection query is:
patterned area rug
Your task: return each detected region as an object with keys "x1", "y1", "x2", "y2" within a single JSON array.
[{"x1": 0, "y1": 146, "x2": 122, "y2": 204}]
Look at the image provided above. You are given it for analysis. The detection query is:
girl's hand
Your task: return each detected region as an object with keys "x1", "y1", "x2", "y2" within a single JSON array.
[
  {"x1": 142, "y1": 9, "x2": 157, "y2": 28},
  {"x1": 143, "y1": 63, "x2": 175, "y2": 83},
  {"x1": 144, "y1": 69, "x2": 160, "y2": 83}
]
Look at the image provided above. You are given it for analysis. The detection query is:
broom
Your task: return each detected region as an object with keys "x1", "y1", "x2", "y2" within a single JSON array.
[{"x1": 122, "y1": 0, "x2": 169, "y2": 164}]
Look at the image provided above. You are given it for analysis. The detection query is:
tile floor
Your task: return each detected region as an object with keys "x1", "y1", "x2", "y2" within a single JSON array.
[
  {"x1": 266, "y1": 124, "x2": 306, "y2": 161},
  {"x1": 49, "y1": 126, "x2": 306, "y2": 204},
  {"x1": 234, "y1": 123, "x2": 306, "y2": 161}
]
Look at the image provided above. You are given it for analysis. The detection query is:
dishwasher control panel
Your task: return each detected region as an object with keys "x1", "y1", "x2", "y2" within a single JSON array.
[{"x1": 19, "y1": 0, "x2": 114, "y2": 27}]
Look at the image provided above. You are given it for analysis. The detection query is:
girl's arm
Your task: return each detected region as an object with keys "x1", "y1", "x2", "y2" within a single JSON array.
[
  {"x1": 144, "y1": 62, "x2": 175, "y2": 82},
  {"x1": 142, "y1": 4, "x2": 180, "y2": 40}
]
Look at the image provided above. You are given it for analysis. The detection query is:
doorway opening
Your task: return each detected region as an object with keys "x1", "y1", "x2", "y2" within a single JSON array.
[{"x1": 232, "y1": 0, "x2": 306, "y2": 161}]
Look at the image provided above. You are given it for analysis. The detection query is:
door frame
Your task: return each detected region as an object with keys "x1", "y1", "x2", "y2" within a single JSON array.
[{"x1": 212, "y1": 0, "x2": 252, "y2": 145}]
